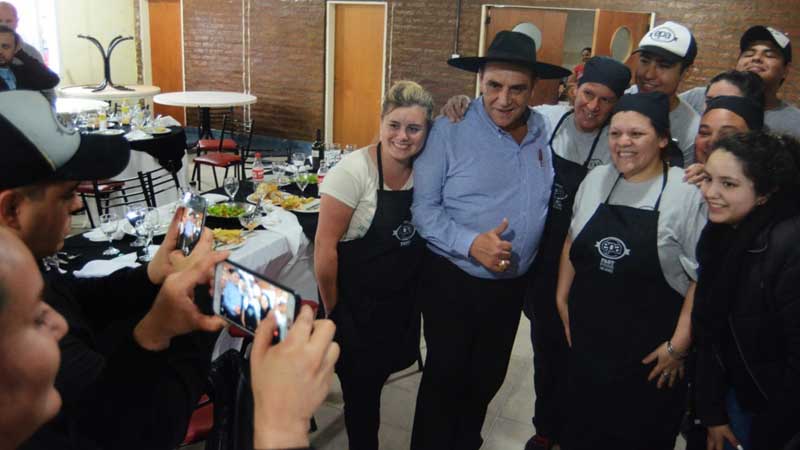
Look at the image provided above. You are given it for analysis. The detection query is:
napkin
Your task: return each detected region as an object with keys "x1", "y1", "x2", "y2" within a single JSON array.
[
  {"x1": 83, "y1": 227, "x2": 125, "y2": 242},
  {"x1": 154, "y1": 115, "x2": 182, "y2": 127},
  {"x1": 260, "y1": 208, "x2": 307, "y2": 259},
  {"x1": 73, "y1": 245, "x2": 160, "y2": 278},
  {"x1": 125, "y1": 129, "x2": 152, "y2": 141}
]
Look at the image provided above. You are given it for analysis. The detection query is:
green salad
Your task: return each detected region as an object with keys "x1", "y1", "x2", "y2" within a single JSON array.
[{"x1": 208, "y1": 203, "x2": 246, "y2": 217}]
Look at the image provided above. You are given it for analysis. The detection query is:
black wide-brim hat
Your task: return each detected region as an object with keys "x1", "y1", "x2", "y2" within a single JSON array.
[{"x1": 448, "y1": 31, "x2": 572, "y2": 80}]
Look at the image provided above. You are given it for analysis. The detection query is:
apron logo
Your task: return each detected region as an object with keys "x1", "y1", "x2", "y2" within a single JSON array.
[
  {"x1": 595, "y1": 237, "x2": 630, "y2": 274},
  {"x1": 587, "y1": 158, "x2": 603, "y2": 170},
  {"x1": 552, "y1": 183, "x2": 568, "y2": 211},
  {"x1": 393, "y1": 221, "x2": 416, "y2": 247}
]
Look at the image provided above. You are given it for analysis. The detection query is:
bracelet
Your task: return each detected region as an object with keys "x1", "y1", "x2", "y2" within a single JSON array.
[{"x1": 667, "y1": 340, "x2": 688, "y2": 360}]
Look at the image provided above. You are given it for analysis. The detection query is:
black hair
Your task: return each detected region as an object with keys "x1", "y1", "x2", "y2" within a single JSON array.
[
  {"x1": 710, "y1": 131, "x2": 800, "y2": 197},
  {"x1": 0, "y1": 24, "x2": 18, "y2": 46},
  {"x1": 706, "y1": 70, "x2": 766, "y2": 109},
  {"x1": 581, "y1": 47, "x2": 592, "y2": 53}
]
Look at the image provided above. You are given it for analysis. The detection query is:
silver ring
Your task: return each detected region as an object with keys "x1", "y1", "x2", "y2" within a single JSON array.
[
  {"x1": 498, "y1": 259, "x2": 510, "y2": 269},
  {"x1": 661, "y1": 371, "x2": 670, "y2": 378}
]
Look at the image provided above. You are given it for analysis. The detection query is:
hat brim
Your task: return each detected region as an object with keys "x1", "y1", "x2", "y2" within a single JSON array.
[
  {"x1": 448, "y1": 56, "x2": 572, "y2": 79},
  {"x1": 54, "y1": 133, "x2": 131, "y2": 183},
  {"x1": 633, "y1": 46, "x2": 684, "y2": 65}
]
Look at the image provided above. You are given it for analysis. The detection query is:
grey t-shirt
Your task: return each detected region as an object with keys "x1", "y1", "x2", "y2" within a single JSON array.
[
  {"x1": 569, "y1": 164, "x2": 707, "y2": 295},
  {"x1": 535, "y1": 103, "x2": 611, "y2": 168},
  {"x1": 765, "y1": 100, "x2": 800, "y2": 138},
  {"x1": 679, "y1": 86, "x2": 706, "y2": 114}
]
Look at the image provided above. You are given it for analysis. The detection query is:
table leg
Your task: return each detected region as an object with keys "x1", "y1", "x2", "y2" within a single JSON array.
[{"x1": 200, "y1": 107, "x2": 213, "y2": 139}]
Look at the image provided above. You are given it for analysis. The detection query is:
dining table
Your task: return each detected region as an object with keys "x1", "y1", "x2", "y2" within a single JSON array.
[
  {"x1": 59, "y1": 85, "x2": 162, "y2": 101},
  {"x1": 55, "y1": 97, "x2": 108, "y2": 114},
  {"x1": 153, "y1": 91, "x2": 258, "y2": 139}
]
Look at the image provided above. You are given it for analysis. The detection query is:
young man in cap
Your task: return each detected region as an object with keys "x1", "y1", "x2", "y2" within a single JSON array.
[
  {"x1": 0, "y1": 25, "x2": 58, "y2": 92},
  {"x1": 680, "y1": 25, "x2": 799, "y2": 137},
  {"x1": 629, "y1": 21, "x2": 701, "y2": 166},
  {"x1": 0, "y1": 90, "x2": 228, "y2": 450},
  {"x1": 410, "y1": 30, "x2": 569, "y2": 450}
]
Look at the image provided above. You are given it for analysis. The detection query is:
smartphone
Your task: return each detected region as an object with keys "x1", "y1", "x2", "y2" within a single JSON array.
[
  {"x1": 176, "y1": 191, "x2": 208, "y2": 256},
  {"x1": 212, "y1": 259, "x2": 301, "y2": 342}
]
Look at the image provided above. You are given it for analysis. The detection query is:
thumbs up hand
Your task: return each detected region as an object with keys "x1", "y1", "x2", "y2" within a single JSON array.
[{"x1": 469, "y1": 218, "x2": 513, "y2": 273}]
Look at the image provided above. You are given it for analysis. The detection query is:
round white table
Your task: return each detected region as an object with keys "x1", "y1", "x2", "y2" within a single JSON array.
[
  {"x1": 58, "y1": 85, "x2": 161, "y2": 101},
  {"x1": 55, "y1": 98, "x2": 108, "y2": 114},
  {"x1": 153, "y1": 91, "x2": 257, "y2": 139}
]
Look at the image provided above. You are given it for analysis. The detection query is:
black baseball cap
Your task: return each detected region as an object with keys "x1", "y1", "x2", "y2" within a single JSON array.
[
  {"x1": 0, "y1": 90, "x2": 130, "y2": 190},
  {"x1": 740, "y1": 25, "x2": 792, "y2": 63}
]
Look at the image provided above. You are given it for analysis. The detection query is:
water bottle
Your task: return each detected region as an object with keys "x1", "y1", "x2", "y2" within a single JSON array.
[{"x1": 252, "y1": 152, "x2": 265, "y2": 184}]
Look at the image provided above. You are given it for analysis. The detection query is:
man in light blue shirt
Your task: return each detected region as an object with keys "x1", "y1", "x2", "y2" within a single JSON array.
[{"x1": 409, "y1": 30, "x2": 569, "y2": 450}]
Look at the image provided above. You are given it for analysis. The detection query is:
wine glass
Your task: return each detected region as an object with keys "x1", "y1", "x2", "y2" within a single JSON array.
[
  {"x1": 275, "y1": 163, "x2": 290, "y2": 187},
  {"x1": 291, "y1": 152, "x2": 306, "y2": 168},
  {"x1": 295, "y1": 167, "x2": 309, "y2": 194},
  {"x1": 99, "y1": 213, "x2": 120, "y2": 256},
  {"x1": 126, "y1": 206, "x2": 148, "y2": 247},
  {"x1": 239, "y1": 209, "x2": 260, "y2": 231},
  {"x1": 138, "y1": 207, "x2": 160, "y2": 262},
  {"x1": 224, "y1": 177, "x2": 239, "y2": 202}
]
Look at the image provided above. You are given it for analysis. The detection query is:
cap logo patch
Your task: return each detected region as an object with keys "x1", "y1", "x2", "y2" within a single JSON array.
[{"x1": 650, "y1": 28, "x2": 678, "y2": 43}]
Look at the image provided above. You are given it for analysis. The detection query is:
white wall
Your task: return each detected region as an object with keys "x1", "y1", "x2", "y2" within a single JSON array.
[{"x1": 55, "y1": 0, "x2": 138, "y2": 87}]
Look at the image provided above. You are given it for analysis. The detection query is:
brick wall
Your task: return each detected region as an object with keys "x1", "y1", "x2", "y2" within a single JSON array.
[{"x1": 181, "y1": 0, "x2": 800, "y2": 141}]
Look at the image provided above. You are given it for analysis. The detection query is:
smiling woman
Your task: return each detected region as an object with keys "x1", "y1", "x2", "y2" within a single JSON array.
[{"x1": 556, "y1": 91, "x2": 708, "y2": 449}]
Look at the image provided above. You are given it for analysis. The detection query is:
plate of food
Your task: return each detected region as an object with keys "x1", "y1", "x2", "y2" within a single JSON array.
[
  {"x1": 212, "y1": 228, "x2": 248, "y2": 251},
  {"x1": 246, "y1": 182, "x2": 279, "y2": 205},
  {"x1": 264, "y1": 191, "x2": 320, "y2": 213},
  {"x1": 143, "y1": 126, "x2": 171, "y2": 135},
  {"x1": 206, "y1": 202, "x2": 257, "y2": 228},
  {"x1": 93, "y1": 128, "x2": 126, "y2": 136}
]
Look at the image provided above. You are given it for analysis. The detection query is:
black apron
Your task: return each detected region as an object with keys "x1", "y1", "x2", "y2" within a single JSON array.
[
  {"x1": 525, "y1": 110, "x2": 604, "y2": 320},
  {"x1": 331, "y1": 143, "x2": 425, "y2": 375},
  {"x1": 567, "y1": 163, "x2": 686, "y2": 442}
]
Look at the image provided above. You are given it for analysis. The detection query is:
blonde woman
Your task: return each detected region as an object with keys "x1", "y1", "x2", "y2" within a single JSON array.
[{"x1": 314, "y1": 81, "x2": 433, "y2": 450}]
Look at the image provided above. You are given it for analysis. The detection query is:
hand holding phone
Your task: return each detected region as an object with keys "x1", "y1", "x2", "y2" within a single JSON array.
[{"x1": 213, "y1": 260, "x2": 301, "y2": 343}]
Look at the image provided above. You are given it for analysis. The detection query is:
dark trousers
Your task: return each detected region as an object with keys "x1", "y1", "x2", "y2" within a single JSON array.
[
  {"x1": 563, "y1": 429, "x2": 676, "y2": 450},
  {"x1": 410, "y1": 250, "x2": 524, "y2": 450},
  {"x1": 337, "y1": 366, "x2": 392, "y2": 450},
  {"x1": 530, "y1": 311, "x2": 569, "y2": 441}
]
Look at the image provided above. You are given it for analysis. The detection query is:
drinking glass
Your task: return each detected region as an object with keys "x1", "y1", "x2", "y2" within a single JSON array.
[
  {"x1": 239, "y1": 209, "x2": 260, "y2": 231},
  {"x1": 344, "y1": 144, "x2": 356, "y2": 154},
  {"x1": 138, "y1": 207, "x2": 160, "y2": 262},
  {"x1": 295, "y1": 167, "x2": 309, "y2": 194},
  {"x1": 87, "y1": 112, "x2": 98, "y2": 130},
  {"x1": 224, "y1": 177, "x2": 239, "y2": 202},
  {"x1": 99, "y1": 213, "x2": 120, "y2": 256},
  {"x1": 275, "y1": 163, "x2": 290, "y2": 187},
  {"x1": 126, "y1": 206, "x2": 148, "y2": 247},
  {"x1": 291, "y1": 152, "x2": 306, "y2": 168}
]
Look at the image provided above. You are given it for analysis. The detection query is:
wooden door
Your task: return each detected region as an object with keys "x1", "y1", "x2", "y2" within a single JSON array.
[
  {"x1": 484, "y1": 7, "x2": 568, "y2": 106},
  {"x1": 332, "y1": 4, "x2": 385, "y2": 147},
  {"x1": 592, "y1": 10, "x2": 652, "y2": 78},
  {"x1": 148, "y1": 0, "x2": 185, "y2": 123}
]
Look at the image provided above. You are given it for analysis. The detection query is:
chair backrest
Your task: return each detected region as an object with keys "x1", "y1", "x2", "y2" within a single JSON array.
[
  {"x1": 92, "y1": 173, "x2": 151, "y2": 215},
  {"x1": 140, "y1": 166, "x2": 181, "y2": 207}
]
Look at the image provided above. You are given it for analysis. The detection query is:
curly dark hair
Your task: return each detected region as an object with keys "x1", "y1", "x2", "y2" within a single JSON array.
[
  {"x1": 710, "y1": 131, "x2": 800, "y2": 197},
  {"x1": 706, "y1": 70, "x2": 766, "y2": 109}
]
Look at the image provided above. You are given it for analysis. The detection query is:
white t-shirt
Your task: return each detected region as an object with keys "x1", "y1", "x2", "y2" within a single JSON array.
[
  {"x1": 765, "y1": 100, "x2": 800, "y2": 138},
  {"x1": 626, "y1": 85, "x2": 701, "y2": 166},
  {"x1": 319, "y1": 147, "x2": 413, "y2": 242},
  {"x1": 569, "y1": 164, "x2": 707, "y2": 296},
  {"x1": 535, "y1": 104, "x2": 612, "y2": 168}
]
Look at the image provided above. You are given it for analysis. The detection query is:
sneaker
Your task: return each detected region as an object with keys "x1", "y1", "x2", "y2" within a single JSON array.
[{"x1": 524, "y1": 434, "x2": 554, "y2": 450}]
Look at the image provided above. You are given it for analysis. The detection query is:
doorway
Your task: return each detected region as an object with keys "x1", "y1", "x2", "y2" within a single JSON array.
[
  {"x1": 146, "y1": 0, "x2": 185, "y2": 123},
  {"x1": 479, "y1": 5, "x2": 653, "y2": 106},
  {"x1": 325, "y1": 2, "x2": 387, "y2": 148}
]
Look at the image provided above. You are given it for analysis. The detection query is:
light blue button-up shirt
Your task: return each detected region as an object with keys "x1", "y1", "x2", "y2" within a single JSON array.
[
  {"x1": 412, "y1": 97, "x2": 554, "y2": 279},
  {"x1": 0, "y1": 67, "x2": 16, "y2": 90}
]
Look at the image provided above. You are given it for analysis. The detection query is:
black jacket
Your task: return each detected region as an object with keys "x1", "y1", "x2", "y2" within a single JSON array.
[
  {"x1": 20, "y1": 266, "x2": 217, "y2": 450},
  {"x1": 694, "y1": 214, "x2": 800, "y2": 450},
  {"x1": 0, "y1": 50, "x2": 59, "y2": 91}
]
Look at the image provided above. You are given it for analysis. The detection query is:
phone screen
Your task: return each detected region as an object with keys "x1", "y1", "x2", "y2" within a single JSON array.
[
  {"x1": 213, "y1": 259, "x2": 300, "y2": 341},
  {"x1": 177, "y1": 192, "x2": 207, "y2": 256}
]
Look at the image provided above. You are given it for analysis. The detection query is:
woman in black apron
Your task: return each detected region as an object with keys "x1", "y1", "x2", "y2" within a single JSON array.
[
  {"x1": 524, "y1": 57, "x2": 631, "y2": 450},
  {"x1": 556, "y1": 93, "x2": 701, "y2": 450},
  {"x1": 314, "y1": 81, "x2": 433, "y2": 450}
]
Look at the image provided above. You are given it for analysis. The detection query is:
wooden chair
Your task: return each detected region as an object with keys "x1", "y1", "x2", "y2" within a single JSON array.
[{"x1": 192, "y1": 115, "x2": 254, "y2": 188}]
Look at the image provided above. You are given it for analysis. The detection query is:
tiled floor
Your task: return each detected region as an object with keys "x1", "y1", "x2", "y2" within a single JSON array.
[{"x1": 79, "y1": 162, "x2": 687, "y2": 450}]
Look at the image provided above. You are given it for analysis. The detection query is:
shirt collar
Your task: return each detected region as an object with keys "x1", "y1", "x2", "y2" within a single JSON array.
[{"x1": 473, "y1": 96, "x2": 543, "y2": 143}]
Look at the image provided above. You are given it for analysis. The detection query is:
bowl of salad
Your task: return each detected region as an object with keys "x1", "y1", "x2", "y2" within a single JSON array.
[{"x1": 205, "y1": 202, "x2": 256, "y2": 229}]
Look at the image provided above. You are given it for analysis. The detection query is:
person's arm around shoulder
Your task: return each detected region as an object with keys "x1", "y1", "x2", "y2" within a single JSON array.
[
  {"x1": 13, "y1": 46, "x2": 59, "y2": 91},
  {"x1": 251, "y1": 306, "x2": 339, "y2": 450}
]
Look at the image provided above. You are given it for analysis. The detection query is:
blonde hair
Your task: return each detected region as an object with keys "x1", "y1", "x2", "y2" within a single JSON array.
[{"x1": 381, "y1": 80, "x2": 434, "y2": 122}]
